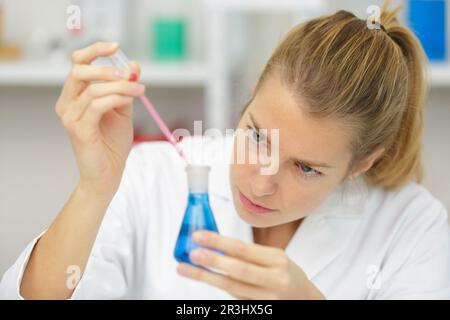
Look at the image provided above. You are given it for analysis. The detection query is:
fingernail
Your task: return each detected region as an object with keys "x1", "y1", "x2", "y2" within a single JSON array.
[
  {"x1": 108, "y1": 42, "x2": 118, "y2": 49},
  {"x1": 129, "y1": 72, "x2": 138, "y2": 82},
  {"x1": 193, "y1": 232, "x2": 204, "y2": 243}
]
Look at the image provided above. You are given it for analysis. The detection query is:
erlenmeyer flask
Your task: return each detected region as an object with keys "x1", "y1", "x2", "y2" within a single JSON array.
[{"x1": 174, "y1": 165, "x2": 221, "y2": 265}]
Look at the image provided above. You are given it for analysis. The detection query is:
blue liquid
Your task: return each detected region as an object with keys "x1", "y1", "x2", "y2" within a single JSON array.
[{"x1": 174, "y1": 192, "x2": 221, "y2": 265}]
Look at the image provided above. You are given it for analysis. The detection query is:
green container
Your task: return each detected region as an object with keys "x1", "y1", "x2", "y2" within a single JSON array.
[{"x1": 152, "y1": 18, "x2": 186, "y2": 61}]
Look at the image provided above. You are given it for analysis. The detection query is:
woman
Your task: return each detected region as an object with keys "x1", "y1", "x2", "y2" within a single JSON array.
[{"x1": 1, "y1": 5, "x2": 449, "y2": 300}]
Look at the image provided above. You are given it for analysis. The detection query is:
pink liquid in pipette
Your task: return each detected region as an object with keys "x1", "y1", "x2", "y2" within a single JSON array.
[
  {"x1": 128, "y1": 72, "x2": 187, "y2": 162},
  {"x1": 139, "y1": 94, "x2": 187, "y2": 162}
]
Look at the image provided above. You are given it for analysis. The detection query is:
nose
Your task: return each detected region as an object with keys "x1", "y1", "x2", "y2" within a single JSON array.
[{"x1": 250, "y1": 174, "x2": 277, "y2": 197}]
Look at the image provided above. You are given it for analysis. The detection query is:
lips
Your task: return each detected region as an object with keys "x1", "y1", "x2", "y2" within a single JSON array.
[{"x1": 238, "y1": 191, "x2": 275, "y2": 215}]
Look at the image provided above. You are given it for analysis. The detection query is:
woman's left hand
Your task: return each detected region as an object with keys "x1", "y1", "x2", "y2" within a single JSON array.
[{"x1": 176, "y1": 230, "x2": 325, "y2": 300}]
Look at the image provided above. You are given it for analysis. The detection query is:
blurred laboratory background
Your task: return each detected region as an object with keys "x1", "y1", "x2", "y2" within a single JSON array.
[{"x1": 1, "y1": 0, "x2": 449, "y2": 274}]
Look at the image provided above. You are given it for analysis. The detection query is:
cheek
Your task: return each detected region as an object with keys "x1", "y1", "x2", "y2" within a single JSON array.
[
  {"x1": 229, "y1": 162, "x2": 253, "y2": 187},
  {"x1": 229, "y1": 163, "x2": 239, "y2": 186},
  {"x1": 282, "y1": 185, "x2": 330, "y2": 216}
]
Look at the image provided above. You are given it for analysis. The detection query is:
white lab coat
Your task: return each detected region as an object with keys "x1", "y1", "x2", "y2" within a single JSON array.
[{"x1": 1, "y1": 135, "x2": 450, "y2": 300}]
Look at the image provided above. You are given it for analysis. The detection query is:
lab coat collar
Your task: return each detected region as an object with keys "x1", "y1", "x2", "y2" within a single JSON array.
[
  {"x1": 286, "y1": 215, "x2": 341, "y2": 280},
  {"x1": 287, "y1": 180, "x2": 368, "y2": 279}
]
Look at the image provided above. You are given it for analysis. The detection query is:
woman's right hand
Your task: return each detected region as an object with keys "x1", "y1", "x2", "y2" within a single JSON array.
[{"x1": 55, "y1": 41, "x2": 145, "y2": 199}]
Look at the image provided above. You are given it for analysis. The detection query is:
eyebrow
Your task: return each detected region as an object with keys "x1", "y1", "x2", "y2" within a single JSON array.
[{"x1": 248, "y1": 112, "x2": 335, "y2": 169}]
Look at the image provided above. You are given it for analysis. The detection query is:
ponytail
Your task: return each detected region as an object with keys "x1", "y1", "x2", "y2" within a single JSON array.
[{"x1": 366, "y1": 1, "x2": 427, "y2": 188}]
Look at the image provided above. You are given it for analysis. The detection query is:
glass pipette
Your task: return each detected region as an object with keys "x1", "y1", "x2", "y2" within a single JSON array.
[{"x1": 109, "y1": 49, "x2": 187, "y2": 162}]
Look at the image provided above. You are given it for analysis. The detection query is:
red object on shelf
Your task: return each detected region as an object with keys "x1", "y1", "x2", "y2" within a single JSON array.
[
  {"x1": 133, "y1": 122, "x2": 187, "y2": 145},
  {"x1": 133, "y1": 132, "x2": 185, "y2": 145},
  {"x1": 133, "y1": 133, "x2": 166, "y2": 144}
]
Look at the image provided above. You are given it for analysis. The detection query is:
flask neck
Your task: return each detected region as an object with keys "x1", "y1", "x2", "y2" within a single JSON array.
[
  {"x1": 188, "y1": 192, "x2": 209, "y2": 203},
  {"x1": 186, "y1": 165, "x2": 210, "y2": 193}
]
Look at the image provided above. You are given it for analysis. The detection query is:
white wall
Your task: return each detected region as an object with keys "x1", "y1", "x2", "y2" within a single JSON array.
[{"x1": 422, "y1": 88, "x2": 450, "y2": 208}]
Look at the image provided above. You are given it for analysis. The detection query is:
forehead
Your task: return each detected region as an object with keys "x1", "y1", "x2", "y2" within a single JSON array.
[{"x1": 247, "y1": 75, "x2": 353, "y2": 166}]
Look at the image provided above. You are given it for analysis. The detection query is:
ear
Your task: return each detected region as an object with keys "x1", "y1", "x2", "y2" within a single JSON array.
[{"x1": 349, "y1": 146, "x2": 385, "y2": 178}]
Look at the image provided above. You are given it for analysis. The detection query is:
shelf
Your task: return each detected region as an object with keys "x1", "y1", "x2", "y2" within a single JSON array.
[
  {"x1": 204, "y1": 0, "x2": 325, "y2": 13},
  {"x1": 0, "y1": 60, "x2": 208, "y2": 87},
  {"x1": 1, "y1": 61, "x2": 449, "y2": 88}
]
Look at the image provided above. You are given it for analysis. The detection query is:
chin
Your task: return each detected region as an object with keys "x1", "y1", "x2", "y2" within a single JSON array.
[{"x1": 235, "y1": 209, "x2": 276, "y2": 228}]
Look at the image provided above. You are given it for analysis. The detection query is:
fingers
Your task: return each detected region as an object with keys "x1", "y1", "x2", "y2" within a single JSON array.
[
  {"x1": 177, "y1": 263, "x2": 275, "y2": 300},
  {"x1": 63, "y1": 81, "x2": 145, "y2": 123},
  {"x1": 63, "y1": 41, "x2": 133, "y2": 99},
  {"x1": 79, "y1": 81, "x2": 145, "y2": 106},
  {"x1": 63, "y1": 65, "x2": 129, "y2": 98},
  {"x1": 189, "y1": 248, "x2": 282, "y2": 289},
  {"x1": 75, "y1": 95, "x2": 133, "y2": 141},
  {"x1": 56, "y1": 41, "x2": 144, "y2": 127},
  {"x1": 192, "y1": 231, "x2": 288, "y2": 267},
  {"x1": 71, "y1": 41, "x2": 119, "y2": 65},
  {"x1": 72, "y1": 65, "x2": 130, "y2": 83}
]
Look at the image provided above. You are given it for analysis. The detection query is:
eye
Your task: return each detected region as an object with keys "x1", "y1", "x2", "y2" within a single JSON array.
[
  {"x1": 297, "y1": 162, "x2": 322, "y2": 179},
  {"x1": 246, "y1": 127, "x2": 264, "y2": 144},
  {"x1": 251, "y1": 129, "x2": 262, "y2": 142}
]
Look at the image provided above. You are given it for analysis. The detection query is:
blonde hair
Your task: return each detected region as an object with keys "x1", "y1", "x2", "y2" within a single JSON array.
[{"x1": 250, "y1": 2, "x2": 427, "y2": 190}]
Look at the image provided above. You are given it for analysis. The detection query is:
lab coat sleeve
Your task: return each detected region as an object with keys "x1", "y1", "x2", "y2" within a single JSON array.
[
  {"x1": 373, "y1": 202, "x2": 450, "y2": 300},
  {"x1": 0, "y1": 231, "x2": 46, "y2": 299},
  {"x1": 0, "y1": 145, "x2": 147, "y2": 299}
]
